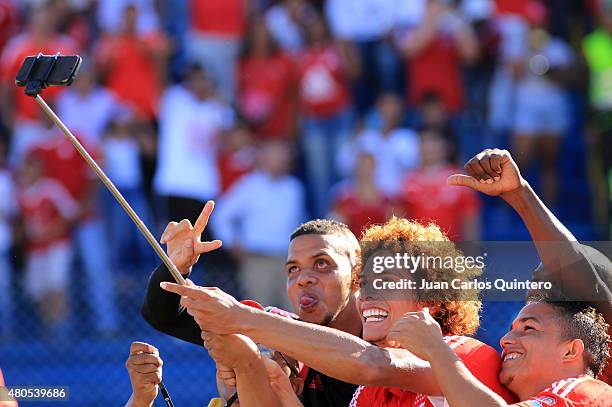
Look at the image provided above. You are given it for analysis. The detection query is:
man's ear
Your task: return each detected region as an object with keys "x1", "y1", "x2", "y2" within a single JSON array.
[{"x1": 562, "y1": 339, "x2": 585, "y2": 364}]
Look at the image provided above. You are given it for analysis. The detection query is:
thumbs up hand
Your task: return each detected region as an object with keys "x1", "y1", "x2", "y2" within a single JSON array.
[{"x1": 447, "y1": 149, "x2": 527, "y2": 198}]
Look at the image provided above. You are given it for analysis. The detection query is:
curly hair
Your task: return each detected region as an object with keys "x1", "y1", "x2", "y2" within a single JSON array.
[{"x1": 357, "y1": 217, "x2": 482, "y2": 336}]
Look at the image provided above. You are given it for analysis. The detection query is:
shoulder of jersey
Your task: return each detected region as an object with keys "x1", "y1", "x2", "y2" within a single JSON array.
[{"x1": 542, "y1": 376, "x2": 612, "y2": 402}]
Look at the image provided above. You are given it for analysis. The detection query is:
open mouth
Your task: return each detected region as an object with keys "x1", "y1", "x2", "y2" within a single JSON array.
[
  {"x1": 362, "y1": 308, "x2": 389, "y2": 323},
  {"x1": 299, "y1": 294, "x2": 319, "y2": 310},
  {"x1": 502, "y1": 352, "x2": 523, "y2": 363}
]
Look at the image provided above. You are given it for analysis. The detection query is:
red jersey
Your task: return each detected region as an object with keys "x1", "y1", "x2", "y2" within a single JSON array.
[
  {"x1": 95, "y1": 32, "x2": 168, "y2": 119},
  {"x1": 30, "y1": 134, "x2": 100, "y2": 219},
  {"x1": 237, "y1": 53, "x2": 297, "y2": 139},
  {"x1": 18, "y1": 178, "x2": 79, "y2": 252},
  {"x1": 297, "y1": 44, "x2": 349, "y2": 118},
  {"x1": 512, "y1": 376, "x2": 612, "y2": 407},
  {"x1": 190, "y1": 0, "x2": 246, "y2": 37},
  {"x1": 332, "y1": 184, "x2": 393, "y2": 236},
  {"x1": 407, "y1": 34, "x2": 464, "y2": 114},
  {"x1": 402, "y1": 166, "x2": 479, "y2": 241},
  {"x1": 0, "y1": 33, "x2": 77, "y2": 121},
  {"x1": 217, "y1": 148, "x2": 254, "y2": 192},
  {"x1": 0, "y1": 1, "x2": 18, "y2": 54},
  {"x1": 350, "y1": 336, "x2": 517, "y2": 407}
]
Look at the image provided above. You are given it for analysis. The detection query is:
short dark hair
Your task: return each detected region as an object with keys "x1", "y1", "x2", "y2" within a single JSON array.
[
  {"x1": 290, "y1": 219, "x2": 359, "y2": 267},
  {"x1": 532, "y1": 299, "x2": 611, "y2": 377}
]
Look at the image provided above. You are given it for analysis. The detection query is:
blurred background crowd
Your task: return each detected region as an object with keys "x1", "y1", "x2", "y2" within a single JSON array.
[{"x1": 0, "y1": 0, "x2": 610, "y2": 404}]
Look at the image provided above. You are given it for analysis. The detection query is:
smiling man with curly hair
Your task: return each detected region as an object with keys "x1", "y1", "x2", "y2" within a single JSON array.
[{"x1": 348, "y1": 217, "x2": 515, "y2": 406}]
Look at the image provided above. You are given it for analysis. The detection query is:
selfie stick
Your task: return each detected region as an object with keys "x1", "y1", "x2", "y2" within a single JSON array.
[
  {"x1": 21, "y1": 54, "x2": 186, "y2": 285},
  {"x1": 33, "y1": 96, "x2": 186, "y2": 285}
]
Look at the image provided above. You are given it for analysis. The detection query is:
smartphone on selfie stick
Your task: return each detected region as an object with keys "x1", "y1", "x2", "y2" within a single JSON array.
[{"x1": 16, "y1": 53, "x2": 180, "y2": 407}]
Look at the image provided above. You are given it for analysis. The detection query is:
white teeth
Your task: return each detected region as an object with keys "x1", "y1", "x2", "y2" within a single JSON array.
[
  {"x1": 504, "y1": 353, "x2": 522, "y2": 361},
  {"x1": 362, "y1": 308, "x2": 389, "y2": 320}
]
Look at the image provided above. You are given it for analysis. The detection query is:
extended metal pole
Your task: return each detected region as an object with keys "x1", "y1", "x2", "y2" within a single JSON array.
[{"x1": 35, "y1": 94, "x2": 186, "y2": 285}]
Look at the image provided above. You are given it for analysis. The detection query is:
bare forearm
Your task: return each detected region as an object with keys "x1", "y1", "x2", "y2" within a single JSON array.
[
  {"x1": 502, "y1": 184, "x2": 578, "y2": 270},
  {"x1": 125, "y1": 394, "x2": 154, "y2": 407},
  {"x1": 502, "y1": 184, "x2": 611, "y2": 308},
  {"x1": 216, "y1": 371, "x2": 237, "y2": 404},
  {"x1": 234, "y1": 358, "x2": 282, "y2": 407},
  {"x1": 240, "y1": 312, "x2": 439, "y2": 393},
  {"x1": 270, "y1": 381, "x2": 303, "y2": 407},
  {"x1": 428, "y1": 345, "x2": 507, "y2": 407}
]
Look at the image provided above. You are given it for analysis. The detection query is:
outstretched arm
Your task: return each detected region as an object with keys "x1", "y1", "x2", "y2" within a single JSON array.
[
  {"x1": 448, "y1": 149, "x2": 612, "y2": 317},
  {"x1": 160, "y1": 282, "x2": 441, "y2": 395}
]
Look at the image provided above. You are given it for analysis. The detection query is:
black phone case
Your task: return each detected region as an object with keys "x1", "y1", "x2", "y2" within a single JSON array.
[{"x1": 15, "y1": 55, "x2": 81, "y2": 87}]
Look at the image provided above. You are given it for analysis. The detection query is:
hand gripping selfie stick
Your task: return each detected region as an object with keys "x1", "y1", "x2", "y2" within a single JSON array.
[{"x1": 17, "y1": 53, "x2": 181, "y2": 407}]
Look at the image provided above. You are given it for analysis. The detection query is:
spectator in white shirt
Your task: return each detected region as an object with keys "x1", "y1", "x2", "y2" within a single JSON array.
[
  {"x1": 325, "y1": 0, "x2": 406, "y2": 114},
  {"x1": 98, "y1": 0, "x2": 160, "y2": 35},
  {"x1": 214, "y1": 140, "x2": 305, "y2": 308},
  {"x1": 56, "y1": 62, "x2": 122, "y2": 147},
  {"x1": 337, "y1": 93, "x2": 419, "y2": 197},
  {"x1": 154, "y1": 64, "x2": 234, "y2": 225}
]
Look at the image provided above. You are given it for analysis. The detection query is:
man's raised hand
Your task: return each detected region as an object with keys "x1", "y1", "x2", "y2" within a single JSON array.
[
  {"x1": 447, "y1": 149, "x2": 526, "y2": 198},
  {"x1": 125, "y1": 342, "x2": 163, "y2": 407},
  {"x1": 160, "y1": 200, "x2": 222, "y2": 275}
]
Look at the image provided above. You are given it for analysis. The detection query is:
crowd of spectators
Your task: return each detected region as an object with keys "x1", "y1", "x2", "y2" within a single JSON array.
[{"x1": 0, "y1": 0, "x2": 609, "y2": 341}]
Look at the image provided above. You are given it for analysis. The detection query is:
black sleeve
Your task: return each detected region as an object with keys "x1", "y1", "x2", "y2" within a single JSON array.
[{"x1": 141, "y1": 264, "x2": 203, "y2": 346}]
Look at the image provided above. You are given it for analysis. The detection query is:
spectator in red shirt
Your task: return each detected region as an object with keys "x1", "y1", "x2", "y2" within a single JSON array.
[
  {"x1": 0, "y1": 0, "x2": 18, "y2": 55},
  {"x1": 217, "y1": 120, "x2": 255, "y2": 193},
  {"x1": 17, "y1": 151, "x2": 78, "y2": 339},
  {"x1": 331, "y1": 151, "x2": 393, "y2": 237},
  {"x1": 401, "y1": 0, "x2": 479, "y2": 114},
  {"x1": 31, "y1": 117, "x2": 120, "y2": 335},
  {"x1": 188, "y1": 0, "x2": 248, "y2": 101},
  {"x1": 402, "y1": 128, "x2": 481, "y2": 241},
  {"x1": 95, "y1": 4, "x2": 169, "y2": 121},
  {"x1": 237, "y1": 15, "x2": 298, "y2": 140},
  {"x1": 298, "y1": 12, "x2": 355, "y2": 218},
  {"x1": 0, "y1": 3, "x2": 77, "y2": 164}
]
